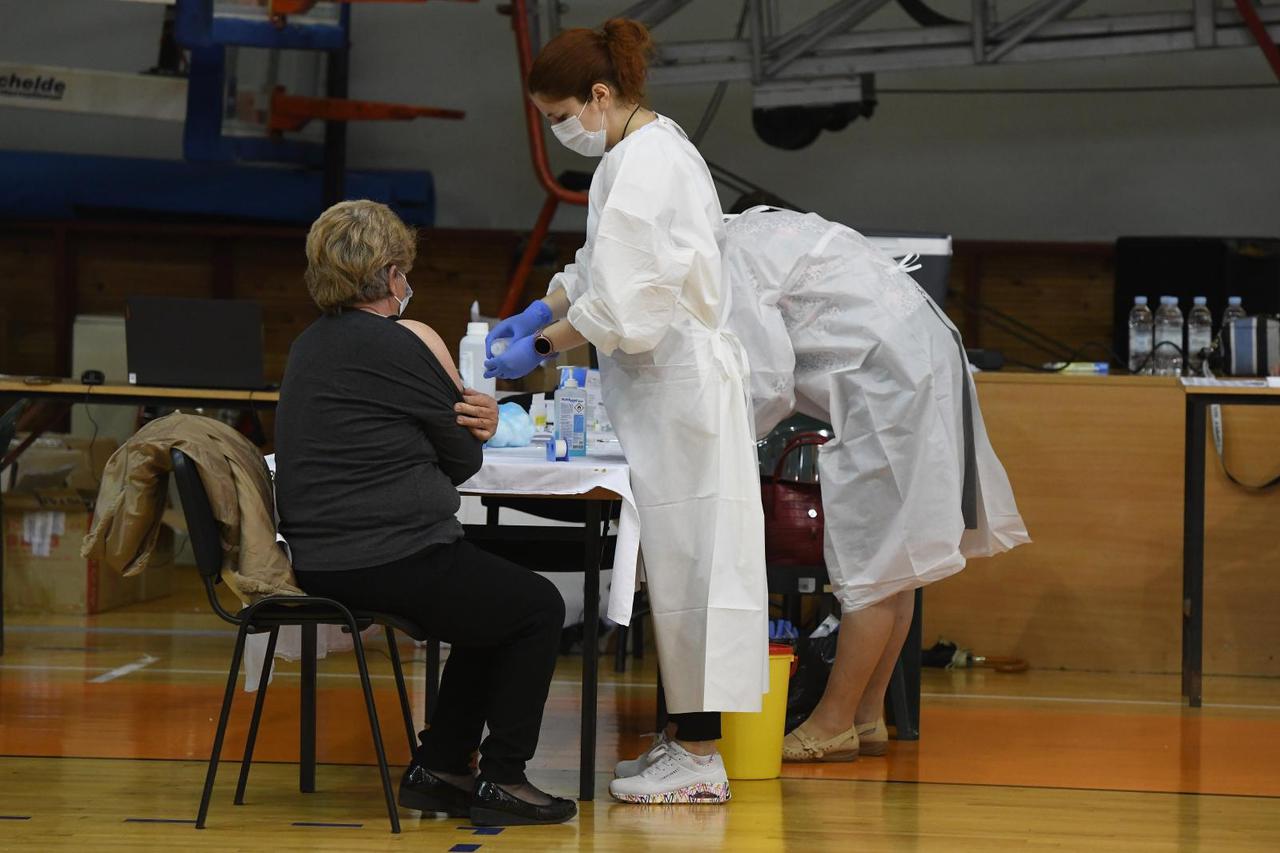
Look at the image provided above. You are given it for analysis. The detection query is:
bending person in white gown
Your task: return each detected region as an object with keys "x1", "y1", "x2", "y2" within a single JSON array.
[{"x1": 722, "y1": 206, "x2": 1030, "y2": 762}]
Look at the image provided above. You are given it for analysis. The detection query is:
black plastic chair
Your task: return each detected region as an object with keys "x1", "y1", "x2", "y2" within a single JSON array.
[{"x1": 170, "y1": 448, "x2": 434, "y2": 833}]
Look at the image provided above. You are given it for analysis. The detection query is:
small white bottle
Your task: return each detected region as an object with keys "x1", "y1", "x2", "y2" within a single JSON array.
[
  {"x1": 1127, "y1": 296, "x2": 1154, "y2": 375},
  {"x1": 1186, "y1": 296, "x2": 1213, "y2": 375},
  {"x1": 554, "y1": 376, "x2": 588, "y2": 458},
  {"x1": 458, "y1": 322, "x2": 496, "y2": 397}
]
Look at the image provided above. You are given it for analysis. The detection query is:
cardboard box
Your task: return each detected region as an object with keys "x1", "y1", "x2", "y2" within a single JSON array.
[
  {"x1": 2, "y1": 433, "x2": 117, "y2": 494},
  {"x1": 2, "y1": 431, "x2": 176, "y2": 614},
  {"x1": 2, "y1": 489, "x2": 174, "y2": 615}
]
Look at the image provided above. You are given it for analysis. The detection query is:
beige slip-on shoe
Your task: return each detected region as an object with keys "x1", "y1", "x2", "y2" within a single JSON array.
[
  {"x1": 781, "y1": 721, "x2": 859, "y2": 762},
  {"x1": 855, "y1": 718, "x2": 889, "y2": 757}
]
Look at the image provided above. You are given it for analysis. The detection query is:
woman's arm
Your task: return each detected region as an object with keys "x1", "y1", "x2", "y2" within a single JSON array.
[
  {"x1": 399, "y1": 319, "x2": 499, "y2": 441},
  {"x1": 543, "y1": 287, "x2": 571, "y2": 322},
  {"x1": 540, "y1": 317, "x2": 588, "y2": 354}
]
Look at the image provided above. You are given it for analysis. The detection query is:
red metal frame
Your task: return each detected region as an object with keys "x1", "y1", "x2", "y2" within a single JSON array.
[
  {"x1": 268, "y1": 0, "x2": 476, "y2": 26},
  {"x1": 499, "y1": 0, "x2": 590, "y2": 318},
  {"x1": 268, "y1": 87, "x2": 464, "y2": 132},
  {"x1": 1233, "y1": 0, "x2": 1280, "y2": 81}
]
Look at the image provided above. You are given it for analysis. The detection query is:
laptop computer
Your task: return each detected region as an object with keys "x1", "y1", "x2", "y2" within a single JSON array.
[{"x1": 125, "y1": 296, "x2": 267, "y2": 390}]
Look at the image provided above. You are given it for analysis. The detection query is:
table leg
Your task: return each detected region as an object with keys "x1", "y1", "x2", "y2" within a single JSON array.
[
  {"x1": 300, "y1": 623, "x2": 318, "y2": 792},
  {"x1": 0, "y1": 495, "x2": 5, "y2": 655},
  {"x1": 1182, "y1": 398, "x2": 1207, "y2": 708},
  {"x1": 579, "y1": 500, "x2": 602, "y2": 801}
]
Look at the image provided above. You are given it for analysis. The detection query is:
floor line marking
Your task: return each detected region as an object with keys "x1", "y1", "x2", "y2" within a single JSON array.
[
  {"x1": 88, "y1": 654, "x2": 160, "y2": 684},
  {"x1": 0, "y1": 816, "x2": 33, "y2": 820},
  {"x1": 1, "y1": 663, "x2": 658, "y2": 691},
  {"x1": 292, "y1": 821, "x2": 363, "y2": 828},
  {"x1": 921, "y1": 691, "x2": 1280, "y2": 711}
]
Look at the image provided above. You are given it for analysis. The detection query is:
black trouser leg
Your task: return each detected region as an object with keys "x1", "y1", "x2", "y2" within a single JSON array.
[
  {"x1": 418, "y1": 645, "x2": 492, "y2": 774},
  {"x1": 669, "y1": 712, "x2": 721, "y2": 742},
  {"x1": 295, "y1": 539, "x2": 565, "y2": 786}
]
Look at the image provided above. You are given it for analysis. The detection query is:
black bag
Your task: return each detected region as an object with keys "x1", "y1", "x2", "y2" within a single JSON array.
[
  {"x1": 1222, "y1": 316, "x2": 1280, "y2": 377},
  {"x1": 784, "y1": 629, "x2": 840, "y2": 734}
]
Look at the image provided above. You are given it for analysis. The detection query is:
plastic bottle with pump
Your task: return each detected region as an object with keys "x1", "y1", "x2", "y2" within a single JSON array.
[
  {"x1": 1186, "y1": 296, "x2": 1213, "y2": 375},
  {"x1": 1153, "y1": 296, "x2": 1184, "y2": 376},
  {"x1": 555, "y1": 375, "x2": 588, "y2": 458},
  {"x1": 1127, "y1": 296, "x2": 1154, "y2": 374},
  {"x1": 458, "y1": 322, "x2": 496, "y2": 398}
]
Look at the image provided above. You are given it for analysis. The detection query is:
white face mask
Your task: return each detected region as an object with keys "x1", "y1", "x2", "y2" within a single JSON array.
[
  {"x1": 395, "y1": 272, "x2": 413, "y2": 317},
  {"x1": 551, "y1": 97, "x2": 607, "y2": 158}
]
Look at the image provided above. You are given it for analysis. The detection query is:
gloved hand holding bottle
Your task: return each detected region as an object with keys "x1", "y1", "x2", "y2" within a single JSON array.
[
  {"x1": 486, "y1": 300, "x2": 552, "y2": 358},
  {"x1": 484, "y1": 335, "x2": 546, "y2": 380}
]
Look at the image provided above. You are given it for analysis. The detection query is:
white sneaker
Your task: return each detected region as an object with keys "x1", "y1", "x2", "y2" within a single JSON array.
[
  {"x1": 614, "y1": 732, "x2": 672, "y2": 779},
  {"x1": 608, "y1": 742, "x2": 731, "y2": 804}
]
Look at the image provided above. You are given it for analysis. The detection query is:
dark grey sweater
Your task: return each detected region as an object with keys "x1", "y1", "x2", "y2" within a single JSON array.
[{"x1": 275, "y1": 310, "x2": 482, "y2": 571}]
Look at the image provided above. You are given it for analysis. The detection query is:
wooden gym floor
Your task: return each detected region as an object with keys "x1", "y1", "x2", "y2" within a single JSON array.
[{"x1": 2, "y1": 586, "x2": 1279, "y2": 852}]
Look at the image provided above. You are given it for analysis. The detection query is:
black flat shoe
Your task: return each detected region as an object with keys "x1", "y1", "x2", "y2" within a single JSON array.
[
  {"x1": 469, "y1": 780, "x2": 577, "y2": 826},
  {"x1": 398, "y1": 763, "x2": 473, "y2": 818}
]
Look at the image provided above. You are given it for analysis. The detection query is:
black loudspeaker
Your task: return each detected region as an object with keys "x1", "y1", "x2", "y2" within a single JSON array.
[{"x1": 1113, "y1": 237, "x2": 1280, "y2": 364}]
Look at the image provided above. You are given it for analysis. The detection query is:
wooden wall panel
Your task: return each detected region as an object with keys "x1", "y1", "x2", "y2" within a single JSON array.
[
  {"x1": 925, "y1": 374, "x2": 1280, "y2": 677},
  {"x1": 947, "y1": 245, "x2": 1115, "y2": 369},
  {"x1": 0, "y1": 232, "x2": 57, "y2": 376}
]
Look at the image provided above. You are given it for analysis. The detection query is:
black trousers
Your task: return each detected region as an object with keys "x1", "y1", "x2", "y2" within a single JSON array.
[
  {"x1": 668, "y1": 712, "x2": 721, "y2": 742},
  {"x1": 295, "y1": 538, "x2": 564, "y2": 784}
]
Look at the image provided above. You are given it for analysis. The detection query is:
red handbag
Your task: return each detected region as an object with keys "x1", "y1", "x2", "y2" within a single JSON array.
[{"x1": 761, "y1": 433, "x2": 829, "y2": 566}]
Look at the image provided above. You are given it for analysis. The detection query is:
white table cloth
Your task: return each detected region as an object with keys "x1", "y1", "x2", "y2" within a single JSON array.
[{"x1": 458, "y1": 444, "x2": 640, "y2": 626}]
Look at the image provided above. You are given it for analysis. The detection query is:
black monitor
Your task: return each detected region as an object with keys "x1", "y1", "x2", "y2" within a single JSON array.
[{"x1": 125, "y1": 296, "x2": 266, "y2": 390}]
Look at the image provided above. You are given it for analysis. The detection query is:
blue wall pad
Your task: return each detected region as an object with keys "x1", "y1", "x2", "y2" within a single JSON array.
[
  {"x1": 175, "y1": 0, "x2": 347, "y2": 51},
  {"x1": 0, "y1": 151, "x2": 435, "y2": 225}
]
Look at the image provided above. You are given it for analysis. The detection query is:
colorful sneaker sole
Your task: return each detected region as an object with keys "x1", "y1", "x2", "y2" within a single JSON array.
[{"x1": 610, "y1": 781, "x2": 732, "y2": 805}]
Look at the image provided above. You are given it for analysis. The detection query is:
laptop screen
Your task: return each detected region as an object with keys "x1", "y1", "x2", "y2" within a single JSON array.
[{"x1": 125, "y1": 296, "x2": 266, "y2": 390}]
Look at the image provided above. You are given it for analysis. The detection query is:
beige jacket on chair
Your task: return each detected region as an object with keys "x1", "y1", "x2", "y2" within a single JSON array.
[{"x1": 81, "y1": 411, "x2": 303, "y2": 605}]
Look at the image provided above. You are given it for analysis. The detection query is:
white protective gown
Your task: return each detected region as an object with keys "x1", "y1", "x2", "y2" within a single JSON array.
[
  {"x1": 723, "y1": 208, "x2": 1030, "y2": 612},
  {"x1": 550, "y1": 116, "x2": 768, "y2": 714}
]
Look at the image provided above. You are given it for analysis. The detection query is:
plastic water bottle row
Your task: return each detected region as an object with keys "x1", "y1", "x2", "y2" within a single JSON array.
[{"x1": 1128, "y1": 295, "x2": 1246, "y2": 376}]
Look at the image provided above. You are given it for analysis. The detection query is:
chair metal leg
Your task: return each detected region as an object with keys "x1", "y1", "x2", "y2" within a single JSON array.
[
  {"x1": 385, "y1": 626, "x2": 417, "y2": 756},
  {"x1": 299, "y1": 623, "x2": 317, "y2": 793},
  {"x1": 234, "y1": 627, "x2": 279, "y2": 805},
  {"x1": 197, "y1": 622, "x2": 249, "y2": 829},
  {"x1": 350, "y1": 620, "x2": 400, "y2": 833},
  {"x1": 425, "y1": 638, "x2": 441, "y2": 723}
]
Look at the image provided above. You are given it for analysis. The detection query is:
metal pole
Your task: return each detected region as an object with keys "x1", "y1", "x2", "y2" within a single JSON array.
[
  {"x1": 986, "y1": 0, "x2": 1086, "y2": 63},
  {"x1": 972, "y1": 0, "x2": 987, "y2": 63},
  {"x1": 321, "y1": 6, "x2": 351, "y2": 207},
  {"x1": 748, "y1": 0, "x2": 765, "y2": 84}
]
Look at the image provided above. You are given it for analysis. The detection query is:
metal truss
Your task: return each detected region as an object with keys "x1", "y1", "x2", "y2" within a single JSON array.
[{"x1": 531, "y1": 1, "x2": 1280, "y2": 108}]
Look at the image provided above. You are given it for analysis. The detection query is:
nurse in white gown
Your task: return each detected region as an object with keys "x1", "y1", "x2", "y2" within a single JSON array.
[
  {"x1": 483, "y1": 19, "x2": 767, "y2": 805},
  {"x1": 721, "y1": 207, "x2": 1030, "y2": 762}
]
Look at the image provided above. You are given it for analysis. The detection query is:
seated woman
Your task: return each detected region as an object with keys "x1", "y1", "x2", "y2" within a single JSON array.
[{"x1": 274, "y1": 200, "x2": 575, "y2": 827}]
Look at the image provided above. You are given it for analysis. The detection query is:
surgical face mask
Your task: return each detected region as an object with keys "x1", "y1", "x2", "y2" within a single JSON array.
[
  {"x1": 395, "y1": 272, "x2": 413, "y2": 317},
  {"x1": 551, "y1": 98, "x2": 607, "y2": 158}
]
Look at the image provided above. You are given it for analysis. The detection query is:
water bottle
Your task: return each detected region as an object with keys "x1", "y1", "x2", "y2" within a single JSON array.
[
  {"x1": 1223, "y1": 296, "x2": 1247, "y2": 328},
  {"x1": 1153, "y1": 296, "x2": 1184, "y2": 376},
  {"x1": 1186, "y1": 296, "x2": 1213, "y2": 375},
  {"x1": 1127, "y1": 296, "x2": 1154, "y2": 375},
  {"x1": 458, "y1": 322, "x2": 496, "y2": 397}
]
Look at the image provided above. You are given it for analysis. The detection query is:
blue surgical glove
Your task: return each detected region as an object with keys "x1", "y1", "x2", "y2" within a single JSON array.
[
  {"x1": 484, "y1": 334, "x2": 545, "y2": 380},
  {"x1": 487, "y1": 300, "x2": 552, "y2": 358}
]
